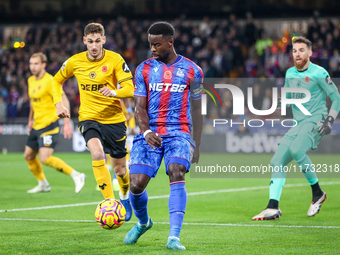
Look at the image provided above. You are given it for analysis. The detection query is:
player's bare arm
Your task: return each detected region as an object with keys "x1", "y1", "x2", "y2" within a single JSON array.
[
  {"x1": 61, "y1": 94, "x2": 73, "y2": 139},
  {"x1": 122, "y1": 98, "x2": 134, "y2": 121},
  {"x1": 28, "y1": 104, "x2": 34, "y2": 131},
  {"x1": 55, "y1": 102, "x2": 70, "y2": 119},
  {"x1": 191, "y1": 98, "x2": 203, "y2": 163},
  {"x1": 53, "y1": 75, "x2": 70, "y2": 119},
  {"x1": 135, "y1": 96, "x2": 162, "y2": 149}
]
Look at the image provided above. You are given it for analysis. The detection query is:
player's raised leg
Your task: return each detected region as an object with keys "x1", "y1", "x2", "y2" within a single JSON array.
[
  {"x1": 86, "y1": 134, "x2": 114, "y2": 199},
  {"x1": 112, "y1": 156, "x2": 132, "y2": 221},
  {"x1": 124, "y1": 173, "x2": 153, "y2": 244},
  {"x1": 252, "y1": 143, "x2": 293, "y2": 220},
  {"x1": 289, "y1": 131, "x2": 326, "y2": 216},
  {"x1": 167, "y1": 163, "x2": 187, "y2": 250},
  {"x1": 24, "y1": 145, "x2": 51, "y2": 193},
  {"x1": 39, "y1": 146, "x2": 86, "y2": 193}
]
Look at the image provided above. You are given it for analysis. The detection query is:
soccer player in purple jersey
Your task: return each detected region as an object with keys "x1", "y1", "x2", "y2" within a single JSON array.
[{"x1": 123, "y1": 21, "x2": 203, "y2": 250}]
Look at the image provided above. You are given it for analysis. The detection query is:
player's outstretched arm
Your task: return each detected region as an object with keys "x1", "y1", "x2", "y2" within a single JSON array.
[
  {"x1": 191, "y1": 98, "x2": 203, "y2": 163},
  {"x1": 61, "y1": 94, "x2": 73, "y2": 139},
  {"x1": 135, "y1": 96, "x2": 162, "y2": 149}
]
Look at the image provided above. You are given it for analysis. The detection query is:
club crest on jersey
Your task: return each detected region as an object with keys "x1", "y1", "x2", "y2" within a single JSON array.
[
  {"x1": 326, "y1": 75, "x2": 333, "y2": 85},
  {"x1": 62, "y1": 60, "x2": 68, "y2": 72},
  {"x1": 122, "y1": 62, "x2": 130, "y2": 73},
  {"x1": 89, "y1": 71, "x2": 96, "y2": 79},
  {"x1": 177, "y1": 68, "x2": 184, "y2": 77},
  {"x1": 102, "y1": 66, "x2": 107, "y2": 72},
  {"x1": 164, "y1": 71, "x2": 172, "y2": 79}
]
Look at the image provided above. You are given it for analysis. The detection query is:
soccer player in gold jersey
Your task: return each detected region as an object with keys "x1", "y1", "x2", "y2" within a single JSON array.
[
  {"x1": 52, "y1": 23, "x2": 134, "y2": 221},
  {"x1": 25, "y1": 52, "x2": 86, "y2": 193}
]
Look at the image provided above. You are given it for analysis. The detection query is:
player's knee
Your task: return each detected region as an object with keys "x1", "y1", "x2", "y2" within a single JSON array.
[
  {"x1": 168, "y1": 164, "x2": 186, "y2": 182},
  {"x1": 39, "y1": 155, "x2": 50, "y2": 164},
  {"x1": 130, "y1": 174, "x2": 148, "y2": 194},
  {"x1": 289, "y1": 146, "x2": 303, "y2": 161},
  {"x1": 24, "y1": 152, "x2": 35, "y2": 161},
  {"x1": 270, "y1": 156, "x2": 282, "y2": 167},
  {"x1": 91, "y1": 151, "x2": 105, "y2": 161},
  {"x1": 130, "y1": 180, "x2": 145, "y2": 194},
  {"x1": 114, "y1": 165, "x2": 126, "y2": 177}
]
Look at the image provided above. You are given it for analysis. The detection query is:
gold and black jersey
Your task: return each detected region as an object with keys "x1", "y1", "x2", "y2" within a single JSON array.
[
  {"x1": 28, "y1": 72, "x2": 62, "y2": 130},
  {"x1": 53, "y1": 49, "x2": 133, "y2": 124}
]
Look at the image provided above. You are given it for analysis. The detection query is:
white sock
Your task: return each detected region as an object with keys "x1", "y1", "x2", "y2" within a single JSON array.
[
  {"x1": 70, "y1": 170, "x2": 80, "y2": 179},
  {"x1": 169, "y1": 236, "x2": 180, "y2": 241},
  {"x1": 38, "y1": 179, "x2": 49, "y2": 186},
  {"x1": 139, "y1": 217, "x2": 150, "y2": 227},
  {"x1": 119, "y1": 190, "x2": 129, "y2": 200}
]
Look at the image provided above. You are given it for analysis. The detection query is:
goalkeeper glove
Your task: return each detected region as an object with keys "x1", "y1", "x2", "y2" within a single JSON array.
[{"x1": 317, "y1": 116, "x2": 334, "y2": 136}]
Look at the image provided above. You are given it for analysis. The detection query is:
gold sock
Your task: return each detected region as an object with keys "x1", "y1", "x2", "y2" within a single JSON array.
[
  {"x1": 93, "y1": 159, "x2": 114, "y2": 199},
  {"x1": 43, "y1": 156, "x2": 73, "y2": 175},
  {"x1": 117, "y1": 168, "x2": 130, "y2": 195},
  {"x1": 26, "y1": 157, "x2": 46, "y2": 181}
]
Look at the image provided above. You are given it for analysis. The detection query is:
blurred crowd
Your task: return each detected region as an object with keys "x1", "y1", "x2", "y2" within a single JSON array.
[{"x1": 0, "y1": 15, "x2": 340, "y2": 122}]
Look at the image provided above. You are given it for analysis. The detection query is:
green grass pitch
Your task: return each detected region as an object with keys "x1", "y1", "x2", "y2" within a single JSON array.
[{"x1": 0, "y1": 152, "x2": 339, "y2": 254}]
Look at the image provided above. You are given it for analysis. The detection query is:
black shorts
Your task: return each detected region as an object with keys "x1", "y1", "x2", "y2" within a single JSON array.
[
  {"x1": 26, "y1": 121, "x2": 59, "y2": 150},
  {"x1": 78, "y1": 120, "x2": 127, "y2": 159}
]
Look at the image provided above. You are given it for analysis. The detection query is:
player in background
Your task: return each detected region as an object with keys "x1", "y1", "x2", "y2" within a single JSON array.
[
  {"x1": 253, "y1": 37, "x2": 340, "y2": 220},
  {"x1": 52, "y1": 23, "x2": 134, "y2": 221},
  {"x1": 24, "y1": 52, "x2": 86, "y2": 193},
  {"x1": 124, "y1": 22, "x2": 203, "y2": 250}
]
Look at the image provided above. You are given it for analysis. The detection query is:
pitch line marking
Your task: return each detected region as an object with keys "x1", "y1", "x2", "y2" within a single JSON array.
[
  {"x1": 1, "y1": 181, "x2": 340, "y2": 213},
  {"x1": 0, "y1": 218, "x2": 339, "y2": 229}
]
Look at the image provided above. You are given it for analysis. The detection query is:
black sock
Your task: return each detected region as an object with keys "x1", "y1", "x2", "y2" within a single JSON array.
[
  {"x1": 311, "y1": 182, "x2": 323, "y2": 202},
  {"x1": 266, "y1": 199, "x2": 279, "y2": 209}
]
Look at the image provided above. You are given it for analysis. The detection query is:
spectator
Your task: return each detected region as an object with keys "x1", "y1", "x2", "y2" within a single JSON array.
[
  {"x1": 244, "y1": 15, "x2": 257, "y2": 47},
  {"x1": 320, "y1": 49, "x2": 330, "y2": 71},
  {"x1": 256, "y1": 32, "x2": 273, "y2": 67},
  {"x1": 0, "y1": 83, "x2": 8, "y2": 98},
  {"x1": 6, "y1": 85, "x2": 19, "y2": 118},
  {"x1": 17, "y1": 92, "x2": 30, "y2": 117},
  {"x1": 0, "y1": 95, "x2": 6, "y2": 121},
  {"x1": 262, "y1": 87, "x2": 273, "y2": 111},
  {"x1": 330, "y1": 49, "x2": 340, "y2": 77}
]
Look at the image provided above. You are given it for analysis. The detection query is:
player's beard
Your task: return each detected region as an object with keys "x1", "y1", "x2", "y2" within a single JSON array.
[
  {"x1": 294, "y1": 57, "x2": 308, "y2": 70},
  {"x1": 154, "y1": 51, "x2": 170, "y2": 62}
]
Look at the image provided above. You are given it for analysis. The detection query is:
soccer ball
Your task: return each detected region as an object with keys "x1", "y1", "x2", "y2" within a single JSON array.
[{"x1": 95, "y1": 199, "x2": 126, "y2": 229}]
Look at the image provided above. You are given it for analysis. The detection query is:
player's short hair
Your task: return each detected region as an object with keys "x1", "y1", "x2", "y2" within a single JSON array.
[
  {"x1": 292, "y1": 36, "x2": 312, "y2": 49},
  {"x1": 30, "y1": 52, "x2": 47, "y2": 63},
  {"x1": 147, "y1": 21, "x2": 175, "y2": 37},
  {"x1": 84, "y1": 23, "x2": 105, "y2": 36}
]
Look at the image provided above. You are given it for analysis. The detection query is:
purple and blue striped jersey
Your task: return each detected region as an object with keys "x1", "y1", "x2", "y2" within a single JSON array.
[{"x1": 134, "y1": 55, "x2": 203, "y2": 135}]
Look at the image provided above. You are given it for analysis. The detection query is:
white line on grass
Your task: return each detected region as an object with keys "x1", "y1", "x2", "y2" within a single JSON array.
[
  {"x1": 1, "y1": 181, "x2": 340, "y2": 213},
  {"x1": 0, "y1": 218, "x2": 339, "y2": 229}
]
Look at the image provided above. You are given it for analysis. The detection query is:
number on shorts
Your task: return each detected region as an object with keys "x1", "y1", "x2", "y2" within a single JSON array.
[{"x1": 43, "y1": 135, "x2": 53, "y2": 146}]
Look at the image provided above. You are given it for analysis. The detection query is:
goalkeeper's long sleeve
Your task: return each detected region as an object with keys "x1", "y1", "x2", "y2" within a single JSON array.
[{"x1": 328, "y1": 90, "x2": 340, "y2": 119}]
